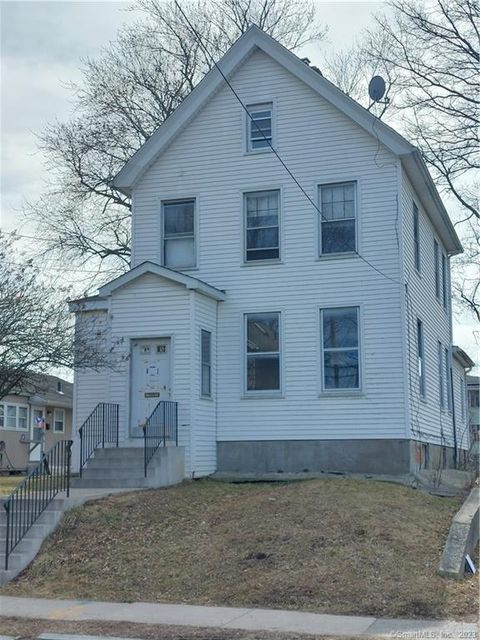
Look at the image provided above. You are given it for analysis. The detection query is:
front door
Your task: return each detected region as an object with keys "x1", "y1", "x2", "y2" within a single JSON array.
[
  {"x1": 30, "y1": 406, "x2": 45, "y2": 462},
  {"x1": 130, "y1": 338, "x2": 171, "y2": 438}
]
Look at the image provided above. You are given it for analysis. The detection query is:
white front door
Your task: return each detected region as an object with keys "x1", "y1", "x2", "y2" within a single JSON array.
[
  {"x1": 30, "y1": 406, "x2": 45, "y2": 462},
  {"x1": 130, "y1": 338, "x2": 171, "y2": 438}
]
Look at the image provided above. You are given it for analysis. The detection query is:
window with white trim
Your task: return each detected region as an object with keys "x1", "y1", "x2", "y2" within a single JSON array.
[
  {"x1": 247, "y1": 103, "x2": 272, "y2": 151},
  {"x1": 460, "y1": 377, "x2": 465, "y2": 420},
  {"x1": 321, "y1": 307, "x2": 360, "y2": 390},
  {"x1": 434, "y1": 240, "x2": 440, "y2": 299},
  {"x1": 162, "y1": 200, "x2": 195, "y2": 269},
  {"x1": 319, "y1": 182, "x2": 356, "y2": 255},
  {"x1": 438, "y1": 341, "x2": 444, "y2": 409},
  {"x1": 0, "y1": 403, "x2": 28, "y2": 430},
  {"x1": 246, "y1": 312, "x2": 280, "y2": 392},
  {"x1": 244, "y1": 190, "x2": 279, "y2": 262},
  {"x1": 413, "y1": 203, "x2": 421, "y2": 271},
  {"x1": 53, "y1": 409, "x2": 65, "y2": 433},
  {"x1": 442, "y1": 253, "x2": 448, "y2": 308},
  {"x1": 201, "y1": 330, "x2": 212, "y2": 398},
  {"x1": 417, "y1": 319, "x2": 425, "y2": 398},
  {"x1": 445, "y1": 347, "x2": 452, "y2": 412}
]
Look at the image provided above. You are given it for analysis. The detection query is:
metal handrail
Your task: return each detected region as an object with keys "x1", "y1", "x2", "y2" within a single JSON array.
[
  {"x1": 142, "y1": 400, "x2": 178, "y2": 477},
  {"x1": 78, "y1": 403, "x2": 119, "y2": 476},
  {"x1": 3, "y1": 439, "x2": 72, "y2": 570}
]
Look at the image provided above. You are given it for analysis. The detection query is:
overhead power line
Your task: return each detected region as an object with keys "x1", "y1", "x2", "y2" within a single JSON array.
[{"x1": 173, "y1": 1, "x2": 402, "y2": 287}]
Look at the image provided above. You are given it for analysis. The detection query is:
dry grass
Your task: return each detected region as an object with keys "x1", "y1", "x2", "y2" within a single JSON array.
[
  {"x1": 0, "y1": 475, "x2": 23, "y2": 497},
  {"x1": 0, "y1": 617, "x2": 369, "y2": 640},
  {"x1": 2, "y1": 478, "x2": 478, "y2": 621}
]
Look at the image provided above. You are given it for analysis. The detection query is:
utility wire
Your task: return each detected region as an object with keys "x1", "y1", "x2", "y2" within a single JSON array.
[{"x1": 173, "y1": 0, "x2": 402, "y2": 287}]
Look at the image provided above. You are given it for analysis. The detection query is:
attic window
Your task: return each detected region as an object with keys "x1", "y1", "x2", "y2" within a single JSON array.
[{"x1": 247, "y1": 103, "x2": 272, "y2": 151}]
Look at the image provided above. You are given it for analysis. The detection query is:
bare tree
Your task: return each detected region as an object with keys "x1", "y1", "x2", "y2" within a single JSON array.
[
  {"x1": 28, "y1": 0, "x2": 326, "y2": 275},
  {"x1": 0, "y1": 233, "x2": 116, "y2": 400},
  {"x1": 320, "y1": 0, "x2": 479, "y2": 320}
]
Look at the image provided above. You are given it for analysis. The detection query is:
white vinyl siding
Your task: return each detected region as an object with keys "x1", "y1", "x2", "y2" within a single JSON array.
[
  {"x1": 319, "y1": 182, "x2": 356, "y2": 255},
  {"x1": 162, "y1": 200, "x2": 196, "y2": 269},
  {"x1": 201, "y1": 329, "x2": 212, "y2": 397},
  {"x1": 130, "y1": 48, "x2": 407, "y2": 444},
  {"x1": 244, "y1": 190, "x2": 280, "y2": 261},
  {"x1": 320, "y1": 307, "x2": 360, "y2": 391},
  {"x1": 0, "y1": 403, "x2": 28, "y2": 431},
  {"x1": 247, "y1": 103, "x2": 272, "y2": 151},
  {"x1": 445, "y1": 347, "x2": 452, "y2": 413},
  {"x1": 438, "y1": 341, "x2": 444, "y2": 409},
  {"x1": 53, "y1": 409, "x2": 65, "y2": 433}
]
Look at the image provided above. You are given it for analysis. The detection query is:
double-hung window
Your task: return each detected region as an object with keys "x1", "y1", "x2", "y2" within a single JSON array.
[
  {"x1": 245, "y1": 312, "x2": 280, "y2": 392},
  {"x1": 417, "y1": 319, "x2": 425, "y2": 398},
  {"x1": 445, "y1": 347, "x2": 452, "y2": 412},
  {"x1": 201, "y1": 330, "x2": 212, "y2": 398},
  {"x1": 319, "y1": 182, "x2": 356, "y2": 255},
  {"x1": 247, "y1": 103, "x2": 272, "y2": 151},
  {"x1": 441, "y1": 254, "x2": 448, "y2": 308},
  {"x1": 434, "y1": 240, "x2": 440, "y2": 299},
  {"x1": 321, "y1": 307, "x2": 360, "y2": 390},
  {"x1": 53, "y1": 409, "x2": 65, "y2": 433},
  {"x1": 244, "y1": 190, "x2": 280, "y2": 262},
  {"x1": 0, "y1": 403, "x2": 28, "y2": 430},
  {"x1": 438, "y1": 341, "x2": 444, "y2": 409},
  {"x1": 162, "y1": 200, "x2": 195, "y2": 269},
  {"x1": 413, "y1": 203, "x2": 421, "y2": 271}
]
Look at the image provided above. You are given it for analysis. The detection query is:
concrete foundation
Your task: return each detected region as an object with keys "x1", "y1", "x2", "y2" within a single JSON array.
[
  {"x1": 217, "y1": 439, "x2": 411, "y2": 475},
  {"x1": 217, "y1": 439, "x2": 469, "y2": 476}
]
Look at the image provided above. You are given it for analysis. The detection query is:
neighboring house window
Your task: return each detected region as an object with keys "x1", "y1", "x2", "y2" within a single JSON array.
[
  {"x1": 413, "y1": 203, "x2": 420, "y2": 272},
  {"x1": 441, "y1": 254, "x2": 447, "y2": 308},
  {"x1": 53, "y1": 409, "x2": 65, "y2": 433},
  {"x1": 445, "y1": 348, "x2": 452, "y2": 412},
  {"x1": 468, "y1": 388, "x2": 480, "y2": 407},
  {"x1": 246, "y1": 312, "x2": 280, "y2": 392},
  {"x1": 319, "y1": 182, "x2": 356, "y2": 255},
  {"x1": 321, "y1": 307, "x2": 360, "y2": 390},
  {"x1": 162, "y1": 200, "x2": 195, "y2": 269},
  {"x1": 244, "y1": 190, "x2": 280, "y2": 262},
  {"x1": 0, "y1": 403, "x2": 28, "y2": 430},
  {"x1": 247, "y1": 103, "x2": 272, "y2": 151},
  {"x1": 201, "y1": 330, "x2": 212, "y2": 398},
  {"x1": 417, "y1": 319, "x2": 425, "y2": 398},
  {"x1": 438, "y1": 341, "x2": 444, "y2": 409},
  {"x1": 434, "y1": 240, "x2": 440, "y2": 299},
  {"x1": 56, "y1": 380, "x2": 64, "y2": 394}
]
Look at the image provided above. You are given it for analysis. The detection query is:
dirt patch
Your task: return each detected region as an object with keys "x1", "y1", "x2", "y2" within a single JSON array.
[{"x1": 2, "y1": 478, "x2": 477, "y2": 620}]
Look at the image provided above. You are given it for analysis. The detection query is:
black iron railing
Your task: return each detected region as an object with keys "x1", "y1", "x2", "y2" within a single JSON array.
[
  {"x1": 3, "y1": 439, "x2": 72, "y2": 570},
  {"x1": 79, "y1": 403, "x2": 119, "y2": 476},
  {"x1": 143, "y1": 400, "x2": 178, "y2": 477}
]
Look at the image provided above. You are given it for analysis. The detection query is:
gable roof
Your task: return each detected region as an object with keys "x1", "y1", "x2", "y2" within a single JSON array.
[
  {"x1": 69, "y1": 261, "x2": 225, "y2": 311},
  {"x1": 112, "y1": 25, "x2": 462, "y2": 255},
  {"x1": 452, "y1": 345, "x2": 476, "y2": 370}
]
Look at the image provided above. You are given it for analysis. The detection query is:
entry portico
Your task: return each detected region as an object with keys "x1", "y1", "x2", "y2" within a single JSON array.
[{"x1": 70, "y1": 261, "x2": 225, "y2": 476}]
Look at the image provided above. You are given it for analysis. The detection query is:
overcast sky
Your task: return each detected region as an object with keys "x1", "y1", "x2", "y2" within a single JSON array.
[{"x1": 0, "y1": 0, "x2": 477, "y2": 364}]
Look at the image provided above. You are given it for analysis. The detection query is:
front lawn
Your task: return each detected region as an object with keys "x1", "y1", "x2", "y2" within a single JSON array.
[{"x1": 2, "y1": 478, "x2": 477, "y2": 620}]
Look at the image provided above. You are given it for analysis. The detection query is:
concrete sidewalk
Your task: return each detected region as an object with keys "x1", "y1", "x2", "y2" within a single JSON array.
[{"x1": 0, "y1": 596, "x2": 478, "y2": 638}]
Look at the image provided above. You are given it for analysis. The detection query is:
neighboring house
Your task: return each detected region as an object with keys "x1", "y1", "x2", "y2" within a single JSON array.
[
  {"x1": 0, "y1": 375, "x2": 73, "y2": 472},
  {"x1": 467, "y1": 375, "x2": 480, "y2": 457},
  {"x1": 70, "y1": 26, "x2": 474, "y2": 478}
]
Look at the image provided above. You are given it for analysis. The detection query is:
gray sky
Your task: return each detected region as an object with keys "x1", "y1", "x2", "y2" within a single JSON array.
[{"x1": 0, "y1": 0, "x2": 477, "y2": 365}]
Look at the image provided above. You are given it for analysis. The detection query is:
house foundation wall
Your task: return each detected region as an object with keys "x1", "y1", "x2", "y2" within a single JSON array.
[{"x1": 217, "y1": 439, "x2": 412, "y2": 475}]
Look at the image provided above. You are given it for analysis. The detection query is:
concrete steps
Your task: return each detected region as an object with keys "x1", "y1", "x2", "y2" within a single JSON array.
[{"x1": 0, "y1": 498, "x2": 66, "y2": 586}]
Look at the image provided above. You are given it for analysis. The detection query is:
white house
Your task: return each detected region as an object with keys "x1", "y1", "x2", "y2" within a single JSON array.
[{"x1": 70, "y1": 26, "x2": 474, "y2": 480}]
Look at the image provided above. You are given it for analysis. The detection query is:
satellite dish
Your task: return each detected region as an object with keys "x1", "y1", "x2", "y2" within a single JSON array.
[{"x1": 368, "y1": 75, "x2": 386, "y2": 102}]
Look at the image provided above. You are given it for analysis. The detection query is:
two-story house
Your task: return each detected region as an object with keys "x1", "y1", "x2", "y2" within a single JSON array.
[{"x1": 69, "y1": 26, "x2": 473, "y2": 480}]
